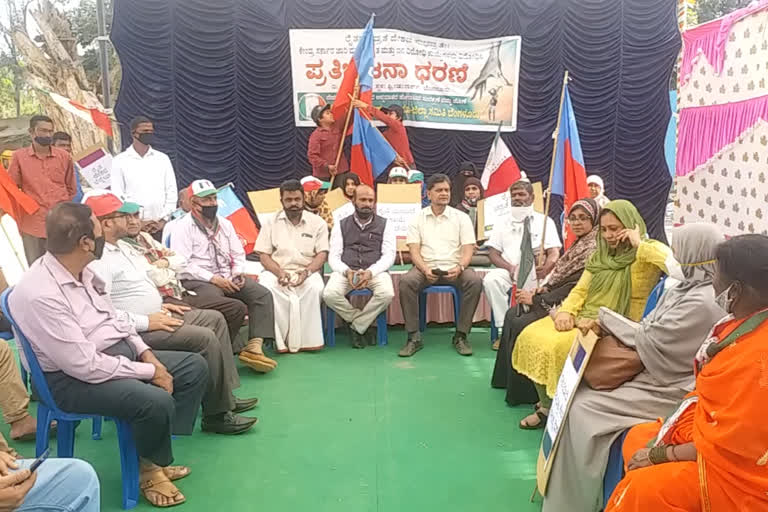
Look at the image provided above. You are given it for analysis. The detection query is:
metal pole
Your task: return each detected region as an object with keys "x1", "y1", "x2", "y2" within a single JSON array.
[{"x1": 96, "y1": 0, "x2": 114, "y2": 153}]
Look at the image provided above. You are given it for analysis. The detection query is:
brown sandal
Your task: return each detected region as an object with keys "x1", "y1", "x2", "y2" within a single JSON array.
[
  {"x1": 239, "y1": 351, "x2": 277, "y2": 373},
  {"x1": 162, "y1": 466, "x2": 191, "y2": 482},
  {"x1": 519, "y1": 410, "x2": 548, "y2": 430},
  {"x1": 140, "y1": 471, "x2": 186, "y2": 508}
]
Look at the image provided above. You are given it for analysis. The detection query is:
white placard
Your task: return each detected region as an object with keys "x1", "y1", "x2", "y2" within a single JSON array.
[{"x1": 75, "y1": 147, "x2": 112, "y2": 190}]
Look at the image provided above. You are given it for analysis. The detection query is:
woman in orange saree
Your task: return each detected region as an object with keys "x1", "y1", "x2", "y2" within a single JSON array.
[{"x1": 605, "y1": 234, "x2": 768, "y2": 512}]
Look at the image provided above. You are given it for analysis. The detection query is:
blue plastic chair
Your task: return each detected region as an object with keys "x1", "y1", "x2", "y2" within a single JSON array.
[
  {"x1": 419, "y1": 285, "x2": 460, "y2": 332},
  {"x1": 1, "y1": 289, "x2": 140, "y2": 510},
  {"x1": 325, "y1": 289, "x2": 388, "y2": 347}
]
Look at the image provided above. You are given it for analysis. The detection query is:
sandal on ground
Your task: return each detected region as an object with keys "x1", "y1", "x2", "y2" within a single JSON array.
[
  {"x1": 492, "y1": 339, "x2": 500, "y2": 351},
  {"x1": 238, "y1": 351, "x2": 277, "y2": 373},
  {"x1": 519, "y1": 410, "x2": 548, "y2": 430},
  {"x1": 162, "y1": 466, "x2": 191, "y2": 482},
  {"x1": 140, "y1": 470, "x2": 186, "y2": 508}
]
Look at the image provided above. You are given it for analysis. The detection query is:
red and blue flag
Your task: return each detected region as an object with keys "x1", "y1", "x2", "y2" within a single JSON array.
[
  {"x1": 350, "y1": 109, "x2": 396, "y2": 186},
  {"x1": 550, "y1": 84, "x2": 589, "y2": 248},
  {"x1": 331, "y1": 15, "x2": 375, "y2": 121},
  {"x1": 217, "y1": 184, "x2": 259, "y2": 254}
]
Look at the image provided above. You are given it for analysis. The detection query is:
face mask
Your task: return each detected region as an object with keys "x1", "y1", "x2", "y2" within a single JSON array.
[
  {"x1": 714, "y1": 283, "x2": 735, "y2": 313},
  {"x1": 509, "y1": 205, "x2": 533, "y2": 222},
  {"x1": 136, "y1": 133, "x2": 154, "y2": 145},
  {"x1": 34, "y1": 136, "x2": 52, "y2": 146},
  {"x1": 356, "y1": 206, "x2": 373, "y2": 219},
  {"x1": 465, "y1": 197, "x2": 478, "y2": 207},
  {"x1": 201, "y1": 205, "x2": 218, "y2": 220},
  {"x1": 91, "y1": 236, "x2": 106, "y2": 259}
]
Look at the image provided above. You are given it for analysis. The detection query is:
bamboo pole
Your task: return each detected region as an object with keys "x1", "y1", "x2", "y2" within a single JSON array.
[
  {"x1": 332, "y1": 78, "x2": 360, "y2": 184},
  {"x1": 538, "y1": 70, "x2": 569, "y2": 267},
  {"x1": 0, "y1": 218, "x2": 27, "y2": 270}
]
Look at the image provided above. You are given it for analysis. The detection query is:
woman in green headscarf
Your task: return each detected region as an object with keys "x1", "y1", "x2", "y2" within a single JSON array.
[{"x1": 512, "y1": 200, "x2": 675, "y2": 429}]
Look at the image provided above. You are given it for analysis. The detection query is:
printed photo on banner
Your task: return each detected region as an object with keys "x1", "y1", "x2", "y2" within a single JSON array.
[{"x1": 289, "y1": 29, "x2": 521, "y2": 132}]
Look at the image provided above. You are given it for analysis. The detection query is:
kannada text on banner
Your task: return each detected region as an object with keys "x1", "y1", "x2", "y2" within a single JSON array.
[{"x1": 289, "y1": 29, "x2": 521, "y2": 132}]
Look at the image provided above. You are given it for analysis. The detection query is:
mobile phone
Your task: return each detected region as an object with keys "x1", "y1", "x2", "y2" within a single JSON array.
[
  {"x1": 29, "y1": 448, "x2": 50, "y2": 473},
  {"x1": 352, "y1": 272, "x2": 361, "y2": 285},
  {"x1": 432, "y1": 268, "x2": 447, "y2": 276}
]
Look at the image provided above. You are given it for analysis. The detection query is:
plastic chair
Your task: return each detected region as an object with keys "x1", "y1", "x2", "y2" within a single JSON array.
[
  {"x1": 1, "y1": 289, "x2": 140, "y2": 510},
  {"x1": 325, "y1": 289, "x2": 388, "y2": 347},
  {"x1": 642, "y1": 277, "x2": 667, "y2": 318},
  {"x1": 419, "y1": 285, "x2": 460, "y2": 332},
  {"x1": 602, "y1": 429, "x2": 629, "y2": 506}
]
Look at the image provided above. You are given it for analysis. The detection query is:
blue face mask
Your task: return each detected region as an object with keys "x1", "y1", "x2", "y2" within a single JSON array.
[{"x1": 171, "y1": 208, "x2": 186, "y2": 220}]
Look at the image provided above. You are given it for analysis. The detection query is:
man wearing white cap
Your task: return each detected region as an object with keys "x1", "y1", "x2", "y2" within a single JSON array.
[
  {"x1": 170, "y1": 179, "x2": 278, "y2": 373},
  {"x1": 483, "y1": 177, "x2": 561, "y2": 348},
  {"x1": 387, "y1": 167, "x2": 409, "y2": 185},
  {"x1": 587, "y1": 175, "x2": 610, "y2": 208},
  {"x1": 254, "y1": 179, "x2": 329, "y2": 353}
]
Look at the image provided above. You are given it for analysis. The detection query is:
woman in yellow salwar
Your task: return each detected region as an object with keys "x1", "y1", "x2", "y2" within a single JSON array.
[{"x1": 513, "y1": 200, "x2": 676, "y2": 429}]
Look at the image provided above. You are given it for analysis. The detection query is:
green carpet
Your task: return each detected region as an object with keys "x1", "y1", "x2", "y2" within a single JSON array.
[{"x1": 3, "y1": 327, "x2": 543, "y2": 512}]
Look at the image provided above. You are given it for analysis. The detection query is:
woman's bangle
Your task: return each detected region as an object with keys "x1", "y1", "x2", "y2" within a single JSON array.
[{"x1": 648, "y1": 444, "x2": 669, "y2": 465}]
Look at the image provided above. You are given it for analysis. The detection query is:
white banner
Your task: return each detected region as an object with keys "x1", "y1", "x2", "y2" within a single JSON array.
[{"x1": 289, "y1": 29, "x2": 521, "y2": 132}]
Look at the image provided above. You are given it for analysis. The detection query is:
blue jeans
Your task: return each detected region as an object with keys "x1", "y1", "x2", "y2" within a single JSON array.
[{"x1": 16, "y1": 458, "x2": 100, "y2": 512}]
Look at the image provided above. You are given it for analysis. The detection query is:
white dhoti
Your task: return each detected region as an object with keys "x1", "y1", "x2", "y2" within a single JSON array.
[
  {"x1": 258, "y1": 272, "x2": 325, "y2": 353},
  {"x1": 322, "y1": 272, "x2": 395, "y2": 334},
  {"x1": 482, "y1": 268, "x2": 514, "y2": 328}
]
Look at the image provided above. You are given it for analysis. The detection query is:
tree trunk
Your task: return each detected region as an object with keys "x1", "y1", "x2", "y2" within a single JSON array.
[{"x1": 11, "y1": 0, "x2": 111, "y2": 156}]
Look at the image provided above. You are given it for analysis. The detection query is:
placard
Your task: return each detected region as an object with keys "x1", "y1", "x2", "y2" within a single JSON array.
[
  {"x1": 536, "y1": 330, "x2": 598, "y2": 496},
  {"x1": 377, "y1": 183, "x2": 422, "y2": 251},
  {"x1": 75, "y1": 145, "x2": 112, "y2": 190},
  {"x1": 289, "y1": 29, "x2": 521, "y2": 132},
  {"x1": 247, "y1": 188, "x2": 282, "y2": 226},
  {"x1": 476, "y1": 182, "x2": 544, "y2": 240}
]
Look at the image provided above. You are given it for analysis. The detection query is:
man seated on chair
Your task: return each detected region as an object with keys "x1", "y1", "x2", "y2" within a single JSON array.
[
  {"x1": 398, "y1": 173, "x2": 483, "y2": 358},
  {"x1": 171, "y1": 179, "x2": 278, "y2": 373},
  {"x1": 9, "y1": 201, "x2": 207, "y2": 507},
  {"x1": 482, "y1": 177, "x2": 561, "y2": 349},
  {"x1": 323, "y1": 184, "x2": 396, "y2": 348},
  {"x1": 254, "y1": 179, "x2": 329, "y2": 353},
  {"x1": 161, "y1": 186, "x2": 192, "y2": 246},
  {"x1": 83, "y1": 190, "x2": 258, "y2": 435},
  {"x1": 121, "y1": 208, "x2": 248, "y2": 351}
]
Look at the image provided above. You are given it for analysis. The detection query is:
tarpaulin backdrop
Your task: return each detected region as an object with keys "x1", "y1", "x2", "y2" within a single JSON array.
[{"x1": 112, "y1": 0, "x2": 679, "y2": 239}]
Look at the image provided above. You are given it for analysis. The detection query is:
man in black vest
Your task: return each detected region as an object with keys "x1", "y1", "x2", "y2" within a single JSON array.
[{"x1": 323, "y1": 184, "x2": 396, "y2": 348}]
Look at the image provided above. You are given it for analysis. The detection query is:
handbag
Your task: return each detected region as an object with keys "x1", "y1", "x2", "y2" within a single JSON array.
[{"x1": 583, "y1": 335, "x2": 644, "y2": 391}]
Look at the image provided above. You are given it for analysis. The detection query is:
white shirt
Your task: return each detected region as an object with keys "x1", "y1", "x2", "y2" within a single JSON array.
[
  {"x1": 406, "y1": 206, "x2": 476, "y2": 269},
  {"x1": 329, "y1": 214, "x2": 396, "y2": 277},
  {"x1": 485, "y1": 211, "x2": 561, "y2": 266},
  {"x1": 88, "y1": 242, "x2": 163, "y2": 332},
  {"x1": 111, "y1": 145, "x2": 178, "y2": 221}
]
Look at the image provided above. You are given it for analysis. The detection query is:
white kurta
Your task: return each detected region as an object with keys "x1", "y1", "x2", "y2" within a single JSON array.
[{"x1": 258, "y1": 271, "x2": 325, "y2": 353}]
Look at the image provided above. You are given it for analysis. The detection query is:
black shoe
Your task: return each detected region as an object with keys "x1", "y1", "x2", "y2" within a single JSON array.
[
  {"x1": 201, "y1": 412, "x2": 258, "y2": 435},
  {"x1": 233, "y1": 397, "x2": 259, "y2": 414},
  {"x1": 351, "y1": 330, "x2": 365, "y2": 349},
  {"x1": 452, "y1": 333, "x2": 473, "y2": 356},
  {"x1": 365, "y1": 327, "x2": 377, "y2": 346},
  {"x1": 398, "y1": 338, "x2": 423, "y2": 357}
]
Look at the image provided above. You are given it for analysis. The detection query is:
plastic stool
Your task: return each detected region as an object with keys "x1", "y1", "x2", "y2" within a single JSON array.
[
  {"x1": 325, "y1": 289, "x2": 388, "y2": 347},
  {"x1": 419, "y1": 285, "x2": 460, "y2": 332}
]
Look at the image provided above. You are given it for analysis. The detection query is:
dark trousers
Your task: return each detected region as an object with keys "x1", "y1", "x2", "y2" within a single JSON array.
[
  {"x1": 21, "y1": 234, "x2": 46, "y2": 266},
  {"x1": 398, "y1": 267, "x2": 483, "y2": 335},
  {"x1": 168, "y1": 294, "x2": 247, "y2": 353},
  {"x1": 45, "y1": 340, "x2": 208, "y2": 467},
  {"x1": 182, "y1": 278, "x2": 275, "y2": 342},
  {"x1": 140, "y1": 309, "x2": 238, "y2": 416},
  {"x1": 491, "y1": 305, "x2": 543, "y2": 406}
]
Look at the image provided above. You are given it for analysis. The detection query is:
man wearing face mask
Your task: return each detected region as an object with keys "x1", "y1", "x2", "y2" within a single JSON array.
[
  {"x1": 323, "y1": 184, "x2": 396, "y2": 348},
  {"x1": 483, "y1": 177, "x2": 562, "y2": 348},
  {"x1": 7, "y1": 115, "x2": 76, "y2": 264},
  {"x1": 9, "y1": 201, "x2": 208, "y2": 508},
  {"x1": 171, "y1": 179, "x2": 278, "y2": 373},
  {"x1": 254, "y1": 179, "x2": 329, "y2": 353},
  {"x1": 111, "y1": 116, "x2": 178, "y2": 242},
  {"x1": 83, "y1": 190, "x2": 259, "y2": 435}
]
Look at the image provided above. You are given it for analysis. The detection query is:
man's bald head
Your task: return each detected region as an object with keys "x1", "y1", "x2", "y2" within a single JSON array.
[
  {"x1": 353, "y1": 184, "x2": 375, "y2": 201},
  {"x1": 352, "y1": 184, "x2": 376, "y2": 220}
]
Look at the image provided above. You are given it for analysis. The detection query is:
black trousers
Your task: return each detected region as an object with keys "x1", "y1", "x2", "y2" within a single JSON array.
[
  {"x1": 490, "y1": 305, "x2": 544, "y2": 406},
  {"x1": 45, "y1": 340, "x2": 208, "y2": 467}
]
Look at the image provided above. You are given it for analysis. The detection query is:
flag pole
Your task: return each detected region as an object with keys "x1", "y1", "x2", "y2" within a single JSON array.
[
  {"x1": 538, "y1": 70, "x2": 569, "y2": 267},
  {"x1": 332, "y1": 78, "x2": 360, "y2": 184},
  {"x1": 0, "y1": 217, "x2": 27, "y2": 270}
]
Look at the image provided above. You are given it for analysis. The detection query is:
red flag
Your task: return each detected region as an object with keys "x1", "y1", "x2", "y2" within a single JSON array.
[
  {"x1": 216, "y1": 185, "x2": 259, "y2": 254},
  {"x1": 0, "y1": 165, "x2": 39, "y2": 223},
  {"x1": 331, "y1": 16, "x2": 375, "y2": 133}
]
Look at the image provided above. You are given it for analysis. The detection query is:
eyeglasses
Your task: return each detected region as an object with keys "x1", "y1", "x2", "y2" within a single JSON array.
[{"x1": 568, "y1": 215, "x2": 591, "y2": 223}]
